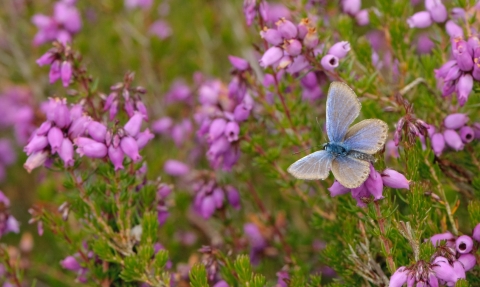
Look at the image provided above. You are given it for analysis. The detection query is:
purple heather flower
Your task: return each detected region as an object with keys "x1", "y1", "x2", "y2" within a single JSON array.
[
  {"x1": 455, "y1": 235, "x2": 473, "y2": 254},
  {"x1": 381, "y1": 169, "x2": 410, "y2": 189},
  {"x1": 200, "y1": 196, "x2": 216, "y2": 219},
  {"x1": 54, "y1": 2, "x2": 82, "y2": 32},
  {"x1": 328, "y1": 180, "x2": 350, "y2": 197},
  {"x1": 321, "y1": 55, "x2": 339, "y2": 71},
  {"x1": 228, "y1": 56, "x2": 250, "y2": 71},
  {"x1": 435, "y1": 60, "x2": 456, "y2": 78},
  {"x1": 80, "y1": 141, "x2": 108, "y2": 158},
  {"x1": 60, "y1": 61, "x2": 73, "y2": 87},
  {"x1": 0, "y1": 140, "x2": 16, "y2": 166},
  {"x1": 431, "y1": 133, "x2": 445, "y2": 156},
  {"x1": 226, "y1": 185, "x2": 241, "y2": 209},
  {"x1": 430, "y1": 232, "x2": 455, "y2": 247},
  {"x1": 328, "y1": 41, "x2": 351, "y2": 59},
  {"x1": 59, "y1": 138, "x2": 74, "y2": 167},
  {"x1": 213, "y1": 281, "x2": 229, "y2": 287},
  {"x1": 108, "y1": 146, "x2": 124, "y2": 171},
  {"x1": 24, "y1": 150, "x2": 49, "y2": 173},
  {"x1": 164, "y1": 160, "x2": 189, "y2": 176},
  {"x1": 389, "y1": 266, "x2": 408, "y2": 287},
  {"x1": 446, "y1": 21, "x2": 464, "y2": 38},
  {"x1": 36, "y1": 52, "x2": 55, "y2": 66},
  {"x1": 68, "y1": 115, "x2": 90, "y2": 139},
  {"x1": 120, "y1": 136, "x2": 142, "y2": 162},
  {"x1": 275, "y1": 18, "x2": 297, "y2": 39},
  {"x1": 87, "y1": 121, "x2": 107, "y2": 143},
  {"x1": 407, "y1": 11, "x2": 433, "y2": 28},
  {"x1": 297, "y1": 19, "x2": 309, "y2": 39},
  {"x1": 457, "y1": 73, "x2": 473, "y2": 105},
  {"x1": 444, "y1": 113, "x2": 469, "y2": 129},
  {"x1": 152, "y1": 117, "x2": 173, "y2": 134},
  {"x1": 124, "y1": 112, "x2": 144, "y2": 137},
  {"x1": 454, "y1": 41, "x2": 473, "y2": 71},
  {"x1": 341, "y1": 0, "x2": 361, "y2": 15},
  {"x1": 277, "y1": 55, "x2": 293, "y2": 69},
  {"x1": 61, "y1": 256, "x2": 81, "y2": 271},
  {"x1": 426, "y1": 0, "x2": 447, "y2": 23},
  {"x1": 24, "y1": 134, "x2": 48, "y2": 156},
  {"x1": 212, "y1": 187, "x2": 225, "y2": 208},
  {"x1": 260, "y1": 28, "x2": 283, "y2": 46},
  {"x1": 243, "y1": 0, "x2": 256, "y2": 26},
  {"x1": 49, "y1": 60, "x2": 61, "y2": 84},
  {"x1": 444, "y1": 129, "x2": 464, "y2": 150},
  {"x1": 259, "y1": 47, "x2": 283, "y2": 68},
  {"x1": 355, "y1": 9, "x2": 369, "y2": 26},
  {"x1": 209, "y1": 118, "x2": 227, "y2": 141},
  {"x1": 303, "y1": 28, "x2": 319, "y2": 49},
  {"x1": 417, "y1": 33, "x2": 435, "y2": 54},
  {"x1": 443, "y1": 64, "x2": 461, "y2": 81},
  {"x1": 458, "y1": 254, "x2": 476, "y2": 271},
  {"x1": 244, "y1": 223, "x2": 267, "y2": 264},
  {"x1": 472, "y1": 223, "x2": 480, "y2": 242},
  {"x1": 385, "y1": 140, "x2": 400, "y2": 158},
  {"x1": 225, "y1": 121, "x2": 240, "y2": 142},
  {"x1": 136, "y1": 129, "x2": 154, "y2": 149},
  {"x1": 365, "y1": 165, "x2": 383, "y2": 200},
  {"x1": 264, "y1": 3, "x2": 290, "y2": 25},
  {"x1": 157, "y1": 184, "x2": 172, "y2": 198},
  {"x1": 47, "y1": 126, "x2": 64, "y2": 154},
  {"x1": 459, "y1": 126, "x2": 474, "y2": 143},
  {"x1": 473, "y1": 123, "x2": 480, "y2": 139},
  {"x1": 284, "y1": 39, "x2": 302, "y2": 56},
  {"x1": 432, "y1": 259, "x2": 458, "y2": 283},
  {"x1": 125, "y1": 0, "x2": 153, "y2": 9},
  {"x1": 148, "y1": 20, "x2": 172, "y2": 40}
]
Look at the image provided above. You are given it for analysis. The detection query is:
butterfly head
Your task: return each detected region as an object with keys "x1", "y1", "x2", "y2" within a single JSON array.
[{"x1": 324, "y1": 142, "x2": 349, "y2": 157}]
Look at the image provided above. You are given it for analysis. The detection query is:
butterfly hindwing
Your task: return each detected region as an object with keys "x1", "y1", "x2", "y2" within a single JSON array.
[
  {"x1": 343, "y1": 119, "x2": 388, "y2": 155},
  {"x1": 331, "y1": 155, "x2": 370, "y2": 188},
  {"x1": 326, "y1": 82, "x2": 361, "y2": 143},
  {"x1": 287, "y1": 150, "x2": 334, "y2": 180}
]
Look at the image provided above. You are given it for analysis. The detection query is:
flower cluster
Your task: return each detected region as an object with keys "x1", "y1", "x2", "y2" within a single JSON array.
[
  {"x1": 125, "y1": 0, "x2": 153, "y2": 10},
  {"x1": 195, "y1": 58, "x2": 253, "y2": 171},
  {"x1": 328, "y1": 164, "x2": 410, "y2": 207},
  {"x1": 36, "y1": 44, "x2": 74, "y2": 87},
  {"x1": 32, "y1": 0, "x2": 82, "y2": 46},
  {"x1": 407, "y1": 0, "x2": 447, "y2": 28},
  {"x1": 435, "y1": 35, "x2": 480, "y2": 106},
  {"x1": 0, "y1": 87, "x2": 36, "y2": 145},
  {"x1": 390, "y1": 225, "x2": 480, "y2": 286},
  {"x1": 428, "y1": 113, "x2": 479, "y2": 156},
  {"x1": 0, "y1": 191, "x2": 20, "y2": 238},
  {"x1": 340, "y1": 0, "x2": 369, "y2": 26},
  {"x1": 191, "y1": 173, "x2": 241, "y2": 219},
  {"x1": 259, "y1": 17, "x2": 319, "y2": 71}
]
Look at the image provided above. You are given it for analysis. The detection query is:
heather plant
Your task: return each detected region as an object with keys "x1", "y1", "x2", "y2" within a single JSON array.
[{"x1": 1, "y1": 0, "x2": 480, "y2": 286}]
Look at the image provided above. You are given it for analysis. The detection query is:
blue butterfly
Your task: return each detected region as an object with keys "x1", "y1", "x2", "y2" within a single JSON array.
[{"x1": 287, "y1": 82, "x2": 388, "y2": 188}]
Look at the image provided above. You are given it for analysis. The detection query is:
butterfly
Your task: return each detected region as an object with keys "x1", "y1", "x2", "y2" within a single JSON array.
[{"x1": 287, "y1": 81, "x2": 388, "y2": 188}]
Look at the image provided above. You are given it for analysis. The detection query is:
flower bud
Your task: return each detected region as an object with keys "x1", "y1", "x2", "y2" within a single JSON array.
[
  {"x1": 284, "y1": 39, "x2": 302, "y2": 56},
  {"x1": 472, "y1": 223, "x2": 480, "y2": 242},
  {"x1": 120, "y1": 136, "x2": 142, "y2": 162},
  {"x1": 443, "y1": 129, "x2": 464, "y2": 150},
  {"x1": 431, "y1": 260, "x2": 457, "y2": 283},
  {"x1": 61, "y1": 61, "x2": 73, "y2": 87},
  {"x1": 389, "y1": 266, "x2": 408, "y2": 287},
  {"x1": 328, "y1": 180, "x2": 350, "y2": 196},
  {"x1": 60, "y1": 256, "x2": 81, "y2": 271},
  {"x1": 24, "y1": 151, "x2": 49, "y2": 173},
  {"x1": 328, "y1": 41, "x2": 351, "y2": 59},
  {"x1": 136, "y1": 129, "x2": 154, "y2": 149},
  {"x1": 381, "y1": 169, "x2": 410, "y2": 189},
  {"x1": 108, "y1": 146, "x2": 124, "y2": 171},
  {"x1": 234, "y1": 104, "x2": 251, "y2": 122},
  {"x1": 458, "y1": 254, "x2": 476, "y2": 271},
  {"x1": 164, "y1": 160, "x2": 189, "y2": 176},
  {"x1": 87, "y1": 121, "x2": 107, "y2": 143},
  {"x1": 124, "y1": 112, "x2": 144, "y2": 137},
  {"x1": 201, "y1": 196, "x2": 216, "y2": 219},
  {"x1": 355, "y1": 9, "x2": 369, "y2": 26},
  {"x1": 457, "y1": 73, "x2": 473, "y2": 106},
  {"x1": 446, "y1": 20, "x2": 464, "y2": 38},
  {"x1": 228, "y1": 55, "x2": 250, "y2": 71},
  {"x1": 454, "y1": 41, "x2": 473, "y2": 71},
  {"x1": 47, "y1": 127, "x2": 64, "y2": 154},
  {"x1": 82, "y1": 142, "x2": 108, "y2": 158},
  {"x1": 365, "y1": 165, "x2": 383, "y2": 200},
  {"x1": 59, "y1": 138, "x2": 74, "y2": 167},
  {"x1": 459, "y1": 126, "x2": 474, "y2": 143},
  {"x1": 212, "y1": 187, "x2": 225, "y2": 208},
  {"x1": 427, "y1": 0, "x2": 447, "y2": 23},
  {"x1": 430, "y1": 232, "x2": 455, "y2": 247},
  {"x1": 226, "y1": 185, "x2": 241, "y2": 209},
  {"x1": 260, "y1": 27, "x2": 283, "y2": 46},
  {"x1": 303, "y1": 27, "x2": 319, "y2": 49},
  {"x1": 209, "y1": 118, "x2": 227, "y2": 141},
  {"x1": 444, "y1": 113, "x2": 469, "y2": 129},
  {"x1": 341, "y1": 0, "x2": 361, "y2": 15},
  {"x1": 435, "y1": 60, "x2": 456, "y2": 78},
  {"x1": 407, "y1": 11, "x2": 433, "y2": 28},
  {"x1": 49, "y1": 60, "x2": 61, "y2": 84},
  {"x1": 152, "y1": 117, "x2": 173, "y2": 134},
  {"x1": 36, "y1": 51, "x2": 55, "y2": 66},
  {"x1": 275, "y1": 18, "x2": 297, "y2": 39},
  {"x1": 431, "y1": 133, "x2": 445, "y2": 156},
  {"x1": 259, "y1": 47, "x2": 283, "y2": 68},
  {"x1": 24, "y1": 135, "x2": 49, "y2": 156}
]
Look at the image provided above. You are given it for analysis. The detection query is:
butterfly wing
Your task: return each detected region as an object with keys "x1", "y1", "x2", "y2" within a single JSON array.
[
  {"x1": 326, "y1": 82, "x2": 361, "y2": 143},
  {"x1": 331, "y1": 156, "x2": 370, "y2": 188},
  {"x1": 343, "y1": 119, "x2": 388, "y2": 154},
  {"x1": 287, "y1": 150, "x2": 334, "y2": 180}
]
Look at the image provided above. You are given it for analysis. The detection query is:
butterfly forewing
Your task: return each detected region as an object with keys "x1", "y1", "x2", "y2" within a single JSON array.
[
  {"x1": 326, "y1": 82, "x2": 361, "y2": 143},
  {"x1": 287, "y1": 150, "x2": 334, "y2": 180},
  {"x1": 331, "y1": 156, "x2": 370, "y2": 188},
  {"x1": 343, "y1": 119, "x2": 388, "y2": 154}
]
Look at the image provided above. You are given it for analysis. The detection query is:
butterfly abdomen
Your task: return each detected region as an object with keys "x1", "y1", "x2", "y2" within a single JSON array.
[{"x1": 347, "y1": 150, "x2": 376, "y2": 162}]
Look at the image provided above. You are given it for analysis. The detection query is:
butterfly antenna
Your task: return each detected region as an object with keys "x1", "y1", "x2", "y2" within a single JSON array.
[{"x1": 293, "y1": 146, "x2": 312, "y2": 155}]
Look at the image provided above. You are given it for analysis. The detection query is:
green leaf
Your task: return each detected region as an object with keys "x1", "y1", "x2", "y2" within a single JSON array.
[{"x1": 189, "y1": 264, "x2": 209, "y2": 287}]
